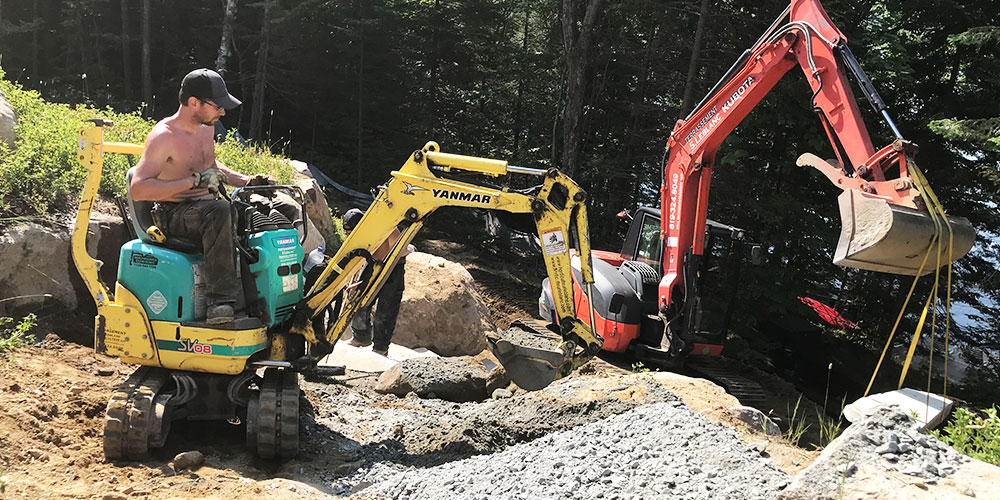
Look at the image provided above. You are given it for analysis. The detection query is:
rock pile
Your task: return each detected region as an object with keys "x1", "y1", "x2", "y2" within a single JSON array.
[
  {"x1": 780, "y1": 405, "x2": 968, "y2": 498},
  {"x1": 342, "y1": 400, "x2": 790, "y2": 500}
]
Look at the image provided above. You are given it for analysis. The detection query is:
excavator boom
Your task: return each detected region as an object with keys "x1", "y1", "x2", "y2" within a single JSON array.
[
  {"x1": 659, "y1": 0, "x2": 974, "y2": 323},
  {"x1": 290, "y1": 141, "x2": 601, "y2": 390}
]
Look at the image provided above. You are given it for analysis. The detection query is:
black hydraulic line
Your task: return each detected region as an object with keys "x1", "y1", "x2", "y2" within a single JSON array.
[{"x1": 834, "y1": 41, "x2": 904, "y2": 139}]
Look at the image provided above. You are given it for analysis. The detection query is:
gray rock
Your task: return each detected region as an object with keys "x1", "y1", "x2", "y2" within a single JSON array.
[
  {"x1": 375, "y1": 357, "x2": 488, "y2": 402},
  {"x1": 876, "y1": 441, "x2": 900, "y2": 454},
  {"x1": 0, "y1": 92, "x2": 15, "y2": 148},
  {"x1": 171, "y1": 450, "x2": 205, "y2": 472},
  {"x1": 728, "y1": 405, "x2": 782, "y2": 436}
]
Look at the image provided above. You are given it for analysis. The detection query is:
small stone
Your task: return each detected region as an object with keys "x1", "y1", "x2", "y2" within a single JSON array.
[
  {"x1": 882, "y1": 453, "x2": 899, "y2": 462},
  {"x1": 898, "y1": 443, "x2": 912, "y2": 454},
  {"x1": 889, "y1": 433, "x2": 900, "y2": 444},
  {"x1": 963, "y1": 487, "x2": 976, "y2": 497},
  {"x1": 876, "y1": 442, "x2": 900, "y2": 454},
  {"x1": 69, "y1": 386, "x2": 85, "y2": 395},
  {"x1": 492, "y1": 388, "x2": 513, "y2": 399},
  {"x1": 924, "y1": 462, "x2": 939, "y2": 476},
  {"x1": 171, "y1": 450, "x2": 204, "y2": 472},
  {"x1": 842, "y1": 461, "x2": 858, "y2": 477},
  {"x1": 109, "y1": 475, "x2": 117, "y2": 484},
  {"x1": 102, "y1": 494, "x2": 127, "y2": 500},
  {"x1": 96, "y1": 368, "x2": 115, "y2": 376}
]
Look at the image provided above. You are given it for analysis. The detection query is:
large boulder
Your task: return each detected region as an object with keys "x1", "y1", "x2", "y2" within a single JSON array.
[
  {"x1": 288, "y1": 160, "x2": 340, "y2": 249},
  {"x1": 0, "y1": 222, "x2": 74, "y2": 310},
  {"x1": 0, "y1": 90, "x2": 15, "y2": 149},
  {"x1": 388, "y1": 252, "x2": 492, "y2": 356},
  {"x1": 0, "y1": 212, "x2": 129, "y2": 313},
  {"x1": 374, "y1": 356, "x2": 489, "y2": 402}
]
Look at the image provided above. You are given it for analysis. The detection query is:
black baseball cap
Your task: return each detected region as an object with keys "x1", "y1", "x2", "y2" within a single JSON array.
[
  {"x1": 180, "y1": 68, "x2": 241, "y2": 109},
  {"x1": 343, "y1": 208, "x2": 365, "y2": 231}
]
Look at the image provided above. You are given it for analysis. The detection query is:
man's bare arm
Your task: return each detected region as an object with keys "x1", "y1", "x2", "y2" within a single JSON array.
[
  {"x1": 130, "y1": 135, "x2": 196, "y2": 201},
  {"x1": 215, "y1": 159, "x2": 249, "y2": 187}
]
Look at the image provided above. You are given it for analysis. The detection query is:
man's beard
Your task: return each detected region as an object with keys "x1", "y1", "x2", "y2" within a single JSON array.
[{"x1": 199, "y1": 116, "x2": 219, "y2": 126}]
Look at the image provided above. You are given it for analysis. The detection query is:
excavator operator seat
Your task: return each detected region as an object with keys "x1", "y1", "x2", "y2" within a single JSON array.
[{"x1": 125, "y1": 167, "x2": 199, "y2": 253}]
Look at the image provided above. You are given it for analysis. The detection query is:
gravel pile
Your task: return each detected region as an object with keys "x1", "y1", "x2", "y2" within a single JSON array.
[
  {"x1": 340, "y1": 400, "x2": 790, "y2": 499},
  {"x1": 780, "y1": 405, "x2": 969, "y2": 498}
]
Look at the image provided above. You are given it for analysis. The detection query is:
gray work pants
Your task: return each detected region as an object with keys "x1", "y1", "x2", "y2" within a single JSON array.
[{"x1": 156, "y1": 199, "x2": 241, "y2": 307}]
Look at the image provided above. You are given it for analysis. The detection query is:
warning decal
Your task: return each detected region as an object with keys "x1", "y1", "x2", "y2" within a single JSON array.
[
  {"x1": 146, "y1": 290, "x2": 168, "y2": 314},
  {"x1": 541, "y1": 229, "x2": 567, "y2": 257}
]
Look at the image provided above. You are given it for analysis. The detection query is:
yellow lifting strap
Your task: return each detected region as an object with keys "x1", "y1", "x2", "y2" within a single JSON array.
[{"x1": 863, "y1": 162, "x2": 956, "y2": 398}]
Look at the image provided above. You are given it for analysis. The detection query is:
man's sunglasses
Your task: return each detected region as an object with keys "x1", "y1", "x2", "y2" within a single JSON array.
[{"x1": 199, "y1": 99, "x2": 223, "y2": 112}]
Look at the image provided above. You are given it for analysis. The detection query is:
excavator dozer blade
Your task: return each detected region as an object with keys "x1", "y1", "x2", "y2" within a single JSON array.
[{"x1": 834, "y1": 190, "x2": 976, "y2": 276}]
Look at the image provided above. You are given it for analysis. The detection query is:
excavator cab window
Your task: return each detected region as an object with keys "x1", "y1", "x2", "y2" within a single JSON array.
[{"x1": 635, "y1": 214, "x2": 663, "y2": 269}]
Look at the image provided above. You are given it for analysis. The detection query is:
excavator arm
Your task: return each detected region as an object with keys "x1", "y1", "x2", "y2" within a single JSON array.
[
  {"x1": 659, "y1": 0, "x2": 974, "y2": 349},
  {"x1": 289, "y1": 141, "x2": 601, "y2": 390}
]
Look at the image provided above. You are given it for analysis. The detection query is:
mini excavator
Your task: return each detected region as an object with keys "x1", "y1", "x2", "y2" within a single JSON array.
[
  {"x1": 73, "y1": 122, "x2": 600, "y2": 460},
  {"x1": 539, "y1": 0, "x2": 975, "y2": 367}
]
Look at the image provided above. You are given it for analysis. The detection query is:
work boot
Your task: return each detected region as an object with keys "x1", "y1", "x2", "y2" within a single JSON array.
[
  {"x1": 373, "y1": 347, "x2": 389, "y2": 357},
  {"x1": 347, "y1": 336, "x2": 372, "y2": 348},
  {"x1": 206, "y1": 304, "x2": 235, "y2": 325}
]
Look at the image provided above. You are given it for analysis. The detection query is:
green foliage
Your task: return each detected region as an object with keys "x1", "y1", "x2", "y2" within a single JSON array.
[
  {"x1": 0, "y1": 67, "x2": 295, "y2": 219},
  {"x1": 932, "y1": 406, "x2": 1000, "y2": 465},
  {"x1": 785, "y1": 395, "x2": 811, "y2": 446},
  {"x1": 816, "y1": 397, "x2": 847, "y2": 449},
  {"x1": 928, "y1": 117, "x2": 1000, "y2": 151},
  {"x1": 0, "y1": 313, "x2": 37, "y2": 354}
]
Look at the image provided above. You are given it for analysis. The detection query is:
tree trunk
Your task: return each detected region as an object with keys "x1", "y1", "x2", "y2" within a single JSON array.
[
  {"x1": 679, "y1": 0, "x2": 711, "y2": 117},
  {"x1": 142, "y1": 0, "x2": 152, "y2": 116},
  {"x1": 249, "y1": 0, "x2": 271, "y2": 142},
  {"x1": 356, "y1": 19, "x2": 365, "y2": 187},
  {"x1": 560, "y1": 0, "x2": 604, "y2": 179},
  {"x1": 512, "y1": 2, "x2": 529, "y2": 155},
  {"x1": 31, "y1": 0, "x2": 38, "y2": 78},
  {"x1": 120, "y1": 0, "x2": 133, "y2": 100},
  {"x1": 216, "y1": 0, "x2": 238, "y2": 75}
]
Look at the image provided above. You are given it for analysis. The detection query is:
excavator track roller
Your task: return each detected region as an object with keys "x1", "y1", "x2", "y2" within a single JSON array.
[{"x1": 834, "y1": 190, "x2": 975, "y2": 275}]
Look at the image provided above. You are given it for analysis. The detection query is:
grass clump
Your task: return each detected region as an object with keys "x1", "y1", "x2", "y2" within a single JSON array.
[
  {"x1": 933, "y1": 406, "x2": 1000, "y2": 465},
  {"x1": 0, "y1": 313, "x2": 37, "y2": 354},
  {"x1": 0, "y1": 67, "x2": 296, "y2": 219}
]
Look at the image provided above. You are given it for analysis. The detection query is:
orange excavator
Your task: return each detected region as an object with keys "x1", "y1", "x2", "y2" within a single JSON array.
[{"x1": 538, "y1": 0, "x2": 976, "y2": 368}]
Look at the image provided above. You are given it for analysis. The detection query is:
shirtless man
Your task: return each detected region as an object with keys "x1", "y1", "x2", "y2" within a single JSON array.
[{"x1": 131, "y1": 68, "x2": 260, "y2": 325}]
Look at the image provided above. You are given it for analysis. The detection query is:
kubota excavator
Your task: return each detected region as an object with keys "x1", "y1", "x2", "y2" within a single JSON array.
[
  {"x1": 539, "y1": 0, "x2": 975, "y2": 368},
  {"x1": 74, "y1": 121, "x2": 601, "y2": 460}
]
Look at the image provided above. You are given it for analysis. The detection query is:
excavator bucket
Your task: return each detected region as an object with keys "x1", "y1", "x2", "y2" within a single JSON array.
[
  {"x1": 487, "y1": 338, "x2": 564, "y2": 391},
  {"x1": 834, "y1": 190, "x2": 976, "y2": 275},
  {"x1": 487, "y1": 320, "x2": 569, "y2": 391}
]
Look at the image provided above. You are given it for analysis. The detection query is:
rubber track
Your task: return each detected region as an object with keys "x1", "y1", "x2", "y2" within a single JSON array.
[
  {"x1": 255, "y1": 368, "x2": 299, "y2": 459},
  {"x1": 686, "y1": 359, "x2": 770, "y2": 410},
  {"x1": 103, "y1": 366, "x2": 169, "y2": 460}
]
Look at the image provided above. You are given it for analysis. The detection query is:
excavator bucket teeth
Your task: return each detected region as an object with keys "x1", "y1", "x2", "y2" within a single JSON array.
[
  {"x1": 834, "y1": 190, "x2": 975, "y2": 275},
  {"x1": 487, "y1": 337, "x2": 564, "y2": 391}
]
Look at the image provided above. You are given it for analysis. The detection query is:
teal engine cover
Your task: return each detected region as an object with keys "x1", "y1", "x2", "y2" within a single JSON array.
[
  {"x1": 247, "y1": 229, "x2": 304, "y2": 326},
  {"x1": 117, "y1": 240, "x2": 204, "y2": 322}
]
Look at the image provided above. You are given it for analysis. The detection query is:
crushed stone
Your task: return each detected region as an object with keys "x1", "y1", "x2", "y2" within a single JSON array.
[
  {"x1": 338, "y1": 400, "x2": 790, "y2": 499},
  {"x1": 780, "y1": 405, "x2": 967, "y2": 498}
]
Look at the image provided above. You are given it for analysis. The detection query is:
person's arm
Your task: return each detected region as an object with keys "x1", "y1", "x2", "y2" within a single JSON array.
[
  {"x1": 130, "y1": 134, "x2": 196, "y2": 201},
  {"x1": 215, "y1": 159, "x2": 249, "y2": 187}
]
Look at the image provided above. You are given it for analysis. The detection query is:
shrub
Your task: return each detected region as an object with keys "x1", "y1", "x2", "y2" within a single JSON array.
[
  {"x1": 933, "y1": 406, "x2": 1000, "y2": 465},
  {"x1": 0, "y1": 313, "x2": 37, "y2": 354},
  {"x1": 0, "y1": 67, "x2": 295, "y2": 219}
]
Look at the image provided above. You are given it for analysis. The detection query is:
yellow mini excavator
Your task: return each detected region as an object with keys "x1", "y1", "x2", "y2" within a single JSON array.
[{"x1": 73, "y1": 119, "x2": 601, "y2": 460}]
